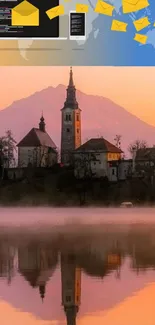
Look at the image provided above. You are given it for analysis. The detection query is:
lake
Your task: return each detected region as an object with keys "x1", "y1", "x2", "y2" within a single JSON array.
[{"x1": 0, "y1": 207, "x2": 155, "y2": 325}]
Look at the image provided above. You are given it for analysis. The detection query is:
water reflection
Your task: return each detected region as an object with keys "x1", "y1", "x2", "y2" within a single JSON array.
[
  {"x1": 18, "y1": 243, "x2": 58, "y2": 300},
  {"x1": 1, "y1": 224, "x2": 155, "y2": 324}
]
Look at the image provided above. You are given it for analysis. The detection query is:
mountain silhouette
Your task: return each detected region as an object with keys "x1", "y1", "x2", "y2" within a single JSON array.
[{"x1": 0, "y1": 84, "x2": 155, "y2": 154}]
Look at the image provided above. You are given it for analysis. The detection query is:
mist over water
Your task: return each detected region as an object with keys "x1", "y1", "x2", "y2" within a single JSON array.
[{"x1": 0, "y1": 207, "x2": 155, "y2": 229}]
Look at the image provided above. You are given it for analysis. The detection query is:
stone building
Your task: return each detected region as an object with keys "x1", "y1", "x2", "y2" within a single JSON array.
[
  {"x1": 17, "y1": 115, "x2": 58, "y2": 167},
  {"x1": 61, "y1": 67, "x2": 81, "y2": 166},
  {"x1": 74, "y1": 137, "x2": 123, "y2": 179}
]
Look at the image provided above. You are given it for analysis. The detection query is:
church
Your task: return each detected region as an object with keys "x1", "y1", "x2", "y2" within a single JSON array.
[
  {"x1": 17, "y1": 67, "x2": 122, "y2": 174},
  {"x1": 60, "y1": 67, "x2": 81, "y2": 166},
  {"x1": 17, "y1": 115, "x2": 58, "y2": 167}
]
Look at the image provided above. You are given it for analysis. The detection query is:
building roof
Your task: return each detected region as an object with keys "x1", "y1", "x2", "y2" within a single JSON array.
[
  {"x1": 75, "y1": 138, "x2": 123, "y2": 153},
  {"x1": 136, "y1": 148, "x2": 155, "y2": 161},
  {"x1": 17, "y1": 128, "x2": 57, "y2": 149}
]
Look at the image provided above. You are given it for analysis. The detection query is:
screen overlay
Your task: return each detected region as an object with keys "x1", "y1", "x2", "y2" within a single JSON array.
[
  {"x1": 70, "y1": 12, "x2": 85, "y2": 36},
  {"x1": 0, "y1": 0, "x2": 59, "y2": 38}
]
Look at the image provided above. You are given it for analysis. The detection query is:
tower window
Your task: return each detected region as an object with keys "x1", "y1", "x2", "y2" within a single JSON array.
[
  {"x1": 77, "y1": 115, "x2": 79, "y2": 121},
  {"x1": 77, "y1": 128, "x2": 79, "y2": 133},
  {"x1": 69, "y1": 114, "x2": 71, "y2": 121},
  {"x1": 66, "y1": 296, "x2": 71, "y2": 302},
  {"x1": 67, "y1": 128, "x2": 70, "y2": 132},
  {"x1": 65, "y1": 115, "x2": 68, "y2": 121}
]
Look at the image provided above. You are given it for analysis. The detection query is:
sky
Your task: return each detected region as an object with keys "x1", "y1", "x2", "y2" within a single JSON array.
[
  {"x1": 0, "y1": 66, "x2": 155, "y2": 126},
  {"x1": 1, "y1": 279, "x2": 155, "y2": 325}
]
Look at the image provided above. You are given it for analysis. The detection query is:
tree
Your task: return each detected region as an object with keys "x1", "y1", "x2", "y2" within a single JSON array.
[
  {"x1": 0, "y1": 130, "x2": 16, "y2": 168},
  {"x1": 114, "y1": 135, "x2": 122, "y2": 149},
  {"x1": 128, "y1": 139, "x2": 147, "y2": 157},
  {"x1": 74, "y1": 153, "x2": 98, "y2": 205},
  {"x1": 74, "y1": 153, "x2": 97, "y2": 179}
]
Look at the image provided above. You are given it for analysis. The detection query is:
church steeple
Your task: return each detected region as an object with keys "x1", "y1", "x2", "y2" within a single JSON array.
[
  {"x1": 39, "y1": 114, "x2": 45, "y2": 132},
  {"x1": 61, "y1": 67, "x2": 81, "y2": 165},
  {"x1": 69, "y1": 66, "x2": 74, "y2": 87},
  {"x1": 63, "y1": 67, "x2": 78, "y2": 109}
]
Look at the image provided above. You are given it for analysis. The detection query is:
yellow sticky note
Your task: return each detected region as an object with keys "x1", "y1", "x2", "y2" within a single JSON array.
[
  {"x1": 76, "y1": 4, "x2": 89, "y2": 13},
  {"x1": 46, "y1": 5, "x2": 64, "y2": 20},
  {"x1": 94, "y1": 0, "x2": 115, "y2": 16},
  {"x1": 122, "y1": 0, "x2": 150, "y2": 14},
  {"x1": 133, "y1": 16, "x2": 150, "y2": 31},
  {"x1": 11, "y1": 0, "x2": 39, "y2": 26},
  {"x1": 111, "y1": 19, "x2": 128, "y2": 32},
  {"x1": 134, "y1": 33, "x2": 148, "y2": 44}
]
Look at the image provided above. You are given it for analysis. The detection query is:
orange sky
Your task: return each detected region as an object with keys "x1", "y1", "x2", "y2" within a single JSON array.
[
  {"x1": 1, "y1": 282, "x2": 155, "y2": 325},
  {"x1": 0, "y1": 301, "x2": 58, "y2": 325},
  {"x1": 79, "y1": 282, "x2": 155, "y2": 325},
  {"x1": 1, "y1": 66, "x2": 155, "y2": 126}
]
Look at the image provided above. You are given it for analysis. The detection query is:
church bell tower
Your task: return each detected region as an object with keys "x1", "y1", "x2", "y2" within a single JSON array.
[{"x1": 61, "y1": 67, "x2": 81, "y2": 165}]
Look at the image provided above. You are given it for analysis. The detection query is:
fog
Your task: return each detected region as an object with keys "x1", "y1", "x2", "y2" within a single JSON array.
[{"x1": 0, "y1": 207, "x2": 155, "y2": 229}]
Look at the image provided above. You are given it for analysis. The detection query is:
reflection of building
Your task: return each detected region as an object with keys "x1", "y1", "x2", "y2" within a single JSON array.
[
  {"x1": 78, "y1": 245, "x2": 122, "y2": 279},
  {"x1": 61, "y1": 253, "x2": 81, "y2": 325},
  {"x1": 0, "y1": 243, "x2": 16, "y2": 283},
  {"x1": 18, "y1": 244, "x2": 58, "y2": 300}
]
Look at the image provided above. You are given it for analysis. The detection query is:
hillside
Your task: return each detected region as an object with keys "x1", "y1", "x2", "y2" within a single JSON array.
[{"x1": 0, "y1": 84, "x2": 155, "y2": 153}]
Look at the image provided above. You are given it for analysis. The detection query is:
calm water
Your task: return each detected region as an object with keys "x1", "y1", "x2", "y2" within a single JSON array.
[{"x1": 1, "y1": 208, "x2": 155, "y2": 325}]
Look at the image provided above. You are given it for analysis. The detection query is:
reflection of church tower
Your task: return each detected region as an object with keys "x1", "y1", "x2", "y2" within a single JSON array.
[
  {"x1": 39, "y1": 284, "x2": 45, "y2": 302},
  {"x1": 18, "y1": 243, "x2": 58, "y2": 301},
  {"x1": 61, "y1": 253, "x2": 81, "y2": 325},
  {"x1": 61, "y1": 67, "x2": 81, "y2": 166}
]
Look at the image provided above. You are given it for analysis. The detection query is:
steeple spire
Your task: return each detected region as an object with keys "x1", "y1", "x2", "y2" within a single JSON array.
[
  {"x1": 63, "y1": 67, "x2": 78, "y2": 109},
  {"x1": 39, "y1": 114, "x2": 46, "y2": 132},
  {"x1": 69, "y1": 67, "x2": 74, "y2": 87}
]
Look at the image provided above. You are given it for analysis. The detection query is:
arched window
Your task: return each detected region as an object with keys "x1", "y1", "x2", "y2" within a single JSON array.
[{"x1": 65, "y1": 114, "x2": 68, "y2": 121}]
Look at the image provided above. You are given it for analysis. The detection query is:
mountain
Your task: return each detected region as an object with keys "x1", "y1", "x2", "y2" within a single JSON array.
[{"x1": 0, "y1": 84, "x2": 155, "y2": 154}]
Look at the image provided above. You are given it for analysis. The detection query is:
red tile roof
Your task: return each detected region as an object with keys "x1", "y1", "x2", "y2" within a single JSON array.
[
  {"x1": 17, "y1": 128, "x2": 57, "y2": 149},
  {"x1": 75, "y1": 138, "x2": 123, "y2": 153}
]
